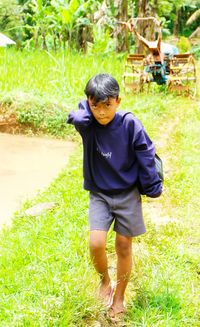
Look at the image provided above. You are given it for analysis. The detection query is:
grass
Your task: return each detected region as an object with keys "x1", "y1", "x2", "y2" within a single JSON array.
[
  {"x1": 0, "y1": 49, "x2": 200, "y2": 326},
  {"x1": 0, "y1": 48, "x2": 125, "y2": 104},
  {"x1": 0, "y1": 48, "x2": 126, "y2": 137},
  {"x1": 0, "y1": 48, "x2": 199, "y2": 137}
]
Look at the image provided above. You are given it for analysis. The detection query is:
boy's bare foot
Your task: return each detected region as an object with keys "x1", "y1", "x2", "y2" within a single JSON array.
[
  {"x1": 99, "y1": 281, "x2": 115, "y2": 307},
  {"x1": 108, "y1": 301, "x2": 126, "y2": 323}
]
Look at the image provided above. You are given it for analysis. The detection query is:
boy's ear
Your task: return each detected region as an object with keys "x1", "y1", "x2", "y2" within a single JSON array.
[{"x1": 117, "y1": 97, "x2": 121, "y2": 105}]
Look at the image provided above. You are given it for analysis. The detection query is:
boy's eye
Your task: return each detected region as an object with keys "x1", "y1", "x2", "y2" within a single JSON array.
[{"x1": 90, "y1": 102, "x2": 111, "y2": 110}]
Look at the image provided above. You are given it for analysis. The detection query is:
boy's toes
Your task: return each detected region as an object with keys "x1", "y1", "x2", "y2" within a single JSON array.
[{"x1": 107, "y1": 305, "x2": 126, "y2": 324}]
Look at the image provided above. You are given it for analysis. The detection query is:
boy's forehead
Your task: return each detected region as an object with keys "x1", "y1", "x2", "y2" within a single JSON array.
[{"x1": 89, "y1": 97, "x2": 115, "y2": 105}]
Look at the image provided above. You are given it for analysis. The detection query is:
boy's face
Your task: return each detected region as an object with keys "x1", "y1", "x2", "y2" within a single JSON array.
[{"x1": 88, "y1": 97, "x2": 121, "y2": 125}]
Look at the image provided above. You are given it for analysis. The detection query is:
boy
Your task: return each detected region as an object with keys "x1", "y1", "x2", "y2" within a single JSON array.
[{"x1": 67, "y1": 74, "x2": 162, "y2": 321}]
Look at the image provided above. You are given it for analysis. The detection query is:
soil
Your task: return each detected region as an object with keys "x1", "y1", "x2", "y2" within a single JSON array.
[
  {"x1": 0, "y1": 109, "x2": 21, "y2": 134},
  {"x1": 0, "y1": 132, "x2": 76, "y2": 229}
]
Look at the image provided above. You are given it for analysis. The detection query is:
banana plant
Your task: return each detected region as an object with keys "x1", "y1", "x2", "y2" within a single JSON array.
[
  {"x1": 24, "y1": 0, "x2": 51, "y2": 49},
  {"x1": 51, "y1": 0, "x2": 94, "y2": 49}
]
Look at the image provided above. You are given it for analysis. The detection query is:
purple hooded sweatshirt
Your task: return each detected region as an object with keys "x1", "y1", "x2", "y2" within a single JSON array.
[{"x1": 67, "y1": 100, "x2": 162, "y2": 198}]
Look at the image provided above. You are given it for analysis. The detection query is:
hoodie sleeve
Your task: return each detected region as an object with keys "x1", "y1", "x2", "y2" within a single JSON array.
[
  {"x1": 133, "y1": 128, "x2": 163, "y2": 198},
  {"x1": 66, "y1": 100, "x2": 93, "y2": 131}
]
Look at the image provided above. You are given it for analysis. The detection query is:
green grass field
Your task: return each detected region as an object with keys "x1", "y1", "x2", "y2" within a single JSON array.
[{"x1": 0, "y1": 49, "x2": 199, "y2": 326}]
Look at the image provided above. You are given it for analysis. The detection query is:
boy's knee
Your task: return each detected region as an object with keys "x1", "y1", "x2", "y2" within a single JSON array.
[
  {"x1": 89, "y1": 231, "x2": 106, "y2": 253},
  {"x1": 116, "y1": 238, "x2": 132, "y2": 258},
  {"x1": 90, "y1": 239, "x2": 105, "y2": 252}
]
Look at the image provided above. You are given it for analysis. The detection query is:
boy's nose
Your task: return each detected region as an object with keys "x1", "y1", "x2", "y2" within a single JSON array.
[{"x1": 99, "y1": 108, "x2": 105, "y2": 115}]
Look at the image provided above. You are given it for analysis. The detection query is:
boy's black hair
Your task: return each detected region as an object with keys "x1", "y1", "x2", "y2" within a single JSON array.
[{"x1": 84, "y1": 73, "x2": 120, "y2": 103}]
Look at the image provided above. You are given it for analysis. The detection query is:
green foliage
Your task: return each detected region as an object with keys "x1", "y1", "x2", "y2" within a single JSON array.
[
  {"x1": 0, "y1": 82, "x2": 77, "y2": 137},
  {"x1": 61, "y1": 0, "x2": 80, "y2": 25},
  {"x1": 16, "y1": 0, "x2": 96, "y2": 51},
  {"x1": 191, "y1": 44, "x2": 200, "y2": 59},
  {"x1": 17, "y1": 103, "x2": 45, "y2": 128},
  {"x1": 177, "y1": 36, "x2": 192, "y2": 52},
  {"x1": 0, "y1": 0, "x2": 23, "y2": 42},
  {"x1": 9, "y1": 93, "x2": 75, "y2": 137},
  {"x1": 156, "y1": 0, "x2": 174, "y2": 17},
  {"x1": 88, "y1": 26, "x2": 115, "y2": 54},
  {"x1": 0, "y1": 0, "x2": 199, "y2": 52}
]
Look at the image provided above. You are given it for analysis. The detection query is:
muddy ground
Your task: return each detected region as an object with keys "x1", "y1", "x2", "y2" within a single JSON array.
[{"x1": 0, "y1": 133, "x2": 75, "y2": 228}]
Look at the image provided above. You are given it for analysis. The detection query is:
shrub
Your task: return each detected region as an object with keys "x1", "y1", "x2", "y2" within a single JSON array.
[{"x1": 177, "y1": 36, "x2": 191, "y2": 53}]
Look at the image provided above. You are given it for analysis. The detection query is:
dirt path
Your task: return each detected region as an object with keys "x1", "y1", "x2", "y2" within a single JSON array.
[{"x1": 0, "y1": 133, "x2": 76, "y2": 228}]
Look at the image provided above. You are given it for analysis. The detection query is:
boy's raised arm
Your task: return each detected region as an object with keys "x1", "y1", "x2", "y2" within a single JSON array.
[{"x1": 67, "y1": 100, "x2": 93, "y2": 130}]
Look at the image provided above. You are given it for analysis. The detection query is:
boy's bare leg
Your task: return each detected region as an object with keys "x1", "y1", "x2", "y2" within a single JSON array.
[
  {"x1": 89, "y1": 230, "x2": 112, "y2": 301},
  {"x1": 111, "y1": 233, "x2": 133, "y2": 314}
]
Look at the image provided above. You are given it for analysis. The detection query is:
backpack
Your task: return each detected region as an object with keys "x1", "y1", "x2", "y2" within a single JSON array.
[{"x1": 137, "y1": 153, "x2": 164, "y2": 195}]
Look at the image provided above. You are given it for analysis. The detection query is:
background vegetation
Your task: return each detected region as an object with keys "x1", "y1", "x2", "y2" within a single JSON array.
[
  {"x1": 0, "y1": 49, "x2": 199, "y2": 138},
  {"x1": 0, "y1": 0, "x2": 200, "y2": 54}
]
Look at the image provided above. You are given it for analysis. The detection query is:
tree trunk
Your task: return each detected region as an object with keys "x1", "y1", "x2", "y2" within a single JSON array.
[
  {"x1": 136, "y1": 0, "x2": 146, "y2": 53},
  {"x1": 76, "y1": 24, "x2": 93, "y2": 53},
  {"x1": 173, "y1": 8, "x2": 181, "y2": 36},
  {"x1": 136, "y1": 0, "x2": 158, "y2": 54},
  {"x1": 42, "y1": 32, "x2": 48, "y2": 50},
  {"x1": 115, "y1": 0, "x2": 128, "y2": 52},
  {"x1": 53, "y1": 32, "x2": 57, "y2": 52},
  {"x1": 34, "y1": 27, "x2": 39, "y2": 49}
]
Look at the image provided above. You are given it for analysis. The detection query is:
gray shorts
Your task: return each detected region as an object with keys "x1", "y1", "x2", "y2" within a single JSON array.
[{"x1": 89, "y1": 187, "x2": 146, "y2": 237}]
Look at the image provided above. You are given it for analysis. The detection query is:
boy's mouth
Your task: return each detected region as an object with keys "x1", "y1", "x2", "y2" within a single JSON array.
[
  {"x1": 97, "y1": 117, "x2": 109, "y2": 124},
  {"x1": 98, "y1": 116, "x2": 107, "y2": 120}
]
